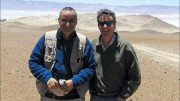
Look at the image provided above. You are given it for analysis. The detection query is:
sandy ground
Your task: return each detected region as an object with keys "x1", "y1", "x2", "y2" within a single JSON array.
[{"x1": 1, "y1": 23, "x2": 179, "y2": 101}]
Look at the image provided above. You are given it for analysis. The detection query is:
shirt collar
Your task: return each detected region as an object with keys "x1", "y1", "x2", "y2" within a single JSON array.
[
  {"x1": 57, "y1": 28, "x2": 76, "y2": 42},
  {"x1": 100, "y1": 34, "x2": 116, "y2": 51}
]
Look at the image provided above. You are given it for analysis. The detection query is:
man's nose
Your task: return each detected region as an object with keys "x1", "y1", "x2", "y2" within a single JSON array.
[
  {"x1": 103, "y1": 23, "x2": 108, "y2": 27},
  {"x1": 65, "y1": 22, "x2": 70, "y2": 26}
]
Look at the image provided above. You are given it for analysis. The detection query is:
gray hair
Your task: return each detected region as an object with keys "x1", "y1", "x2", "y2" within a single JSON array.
[
  {"x1": 97, "y1": 8, "x2": 116, "y2": 23},
  {"x1": 59, "y1": 7, "x2": 77, "y2": 19}
]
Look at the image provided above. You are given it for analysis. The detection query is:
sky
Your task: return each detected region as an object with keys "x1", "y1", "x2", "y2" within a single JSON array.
[{"x1": 25, "y1": 0, "x2": 179, "y2": 6}]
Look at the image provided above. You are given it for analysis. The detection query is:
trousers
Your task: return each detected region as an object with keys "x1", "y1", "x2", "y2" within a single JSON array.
[
  {"x1": 90, "y1": 95, "x2": 126, "y2": 101},
  {"x1": 41, "y1": 96, "x2": 82, "y2": 101}
]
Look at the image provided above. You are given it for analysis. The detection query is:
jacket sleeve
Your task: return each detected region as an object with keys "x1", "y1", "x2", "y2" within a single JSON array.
[
  {"x1": 119, "y1": 42, "x2": 141, "y2": 98},
  {"x1": 71, "y1": 38, "x2": 96, "y2": 87},
  {"x1": 28, "y1": 34, "x2": 53, "y2": 83}
]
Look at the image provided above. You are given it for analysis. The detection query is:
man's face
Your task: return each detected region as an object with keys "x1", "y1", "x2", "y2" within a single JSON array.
[
  {"x1": 58, "y1": 10, "x2": 77, "y2": 36},
  {"x1": 98, "y1": 14, "x2": 116, "y2": 37}
]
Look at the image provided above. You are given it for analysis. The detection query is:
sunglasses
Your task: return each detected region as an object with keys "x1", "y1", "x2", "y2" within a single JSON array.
[
  {"x1": 59, "y1": 19, "x2": 77, "y2": 24},
  {"x1": 98, "y1": 21, "x2": 113, "y2": 27}
]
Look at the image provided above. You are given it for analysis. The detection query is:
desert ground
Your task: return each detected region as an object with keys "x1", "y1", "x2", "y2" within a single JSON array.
[{"x1": 1, "y1": 15, "x2": 179, "y2": 101}]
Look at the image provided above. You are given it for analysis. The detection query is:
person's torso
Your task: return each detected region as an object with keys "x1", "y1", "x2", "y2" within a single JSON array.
[
  {"x1": 90, "y1": 34, "x2": 128, "y2": 97},
  {"x1": 53, "y1": 36, "x2": 74, "y2": 80},
  {"x1": 52, "y1": 31, "x2": 79, "y2": 98}
]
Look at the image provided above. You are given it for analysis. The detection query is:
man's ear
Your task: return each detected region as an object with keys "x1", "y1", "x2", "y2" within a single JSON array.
[
  {"x1": 114, "y1": 23, "x2": 116, "y2": 29},
  {"x1": 58, "y1": 18, "x2": 60, "y2": 24}
]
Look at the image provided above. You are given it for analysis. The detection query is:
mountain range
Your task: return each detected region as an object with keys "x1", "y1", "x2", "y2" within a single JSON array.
[
  {"x1": 3, "y1": 13, "x2": 179, "y2": 33},
  {"x1": 1, "y1": 0, "x2": 179, "y2": 14}
]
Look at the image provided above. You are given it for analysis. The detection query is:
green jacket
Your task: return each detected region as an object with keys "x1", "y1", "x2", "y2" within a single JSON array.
[{"x1": 89, "y1": 32, "x2": 141, "y2": 99}]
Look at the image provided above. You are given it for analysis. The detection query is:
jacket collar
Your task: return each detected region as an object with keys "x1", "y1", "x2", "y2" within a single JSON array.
[
  {"x1": 95, "y1": 32, "x2": 121, "y2": 53},
  {"x1": 56, "y1": 28, "x2": 76, "y2": 42},
  {"x1": 96, "y1": 32, "x2": 121, "y2": 47}
]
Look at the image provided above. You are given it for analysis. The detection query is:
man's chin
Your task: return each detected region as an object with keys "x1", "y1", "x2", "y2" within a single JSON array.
[
  {"x1": 62, "y1": 30, "x2": 74, "y2": 36},
  {"x1": 65, "y1": 30, "x2": 73, "y2": 33},
  {"x1": 102, "y1": 32, "x2": 110, "y2": 36},
  {"x1": 65, "y1": 28, "x2": 75, "y2": 32}
]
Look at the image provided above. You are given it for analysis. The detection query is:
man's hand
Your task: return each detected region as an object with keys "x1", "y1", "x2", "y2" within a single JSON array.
[
  {"x1": 60, "y1": 79, "x2": 73, "y2": 94},
  {"x1": 47, "y1": 78, "x2": 59, "y2": 89}
]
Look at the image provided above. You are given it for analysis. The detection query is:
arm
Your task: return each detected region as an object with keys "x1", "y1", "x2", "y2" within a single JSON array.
[
  {"x1": 118, "y1": 42, "x2": 141, "y2": 99},
  {"x1": 71, "y1": 38, "x2": 96, "y2": 87},
  {"x1": 28, "y1": 34, "x2": 53, "y2": 83}
]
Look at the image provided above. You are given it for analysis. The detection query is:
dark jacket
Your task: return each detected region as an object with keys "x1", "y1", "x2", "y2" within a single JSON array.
[{"x1": 89, "y1": 32, "x2": 141, "y2": 99}]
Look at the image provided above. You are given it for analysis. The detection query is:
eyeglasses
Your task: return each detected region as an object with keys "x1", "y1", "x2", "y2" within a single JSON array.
[
  {"x1": 98, "y1": 21, "x2": 113, "y2": 27},
  {"x1": 59, "y1": 19, "x2": 77, "y2": 24}
]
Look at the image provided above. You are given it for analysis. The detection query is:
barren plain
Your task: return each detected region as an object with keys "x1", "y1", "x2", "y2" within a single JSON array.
[{"x1": 1, "y1": 14, "x2": 179, "y2": 101}]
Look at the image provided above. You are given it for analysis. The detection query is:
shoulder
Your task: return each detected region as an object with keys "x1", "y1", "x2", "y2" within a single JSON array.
[
  {"x1": 76, "y1": 32, "x2": 87, "y2": 43},
  {"x1": 45, "y1": 30, "x2": 57, "y2": 39},
  {"x1": 91, "y1": 39, "x2": 98, "y2": 45},
  {"x1": 90, "y1": 39, "x2": 99, "y2": 51},
  {"x1": 76, "y1": 32, "x2": 87, "y2": 44},
  {"x1": 120, "y1": 39, "x2": 131, "y2": 46},
  {"x1": 76, "y1": 32, "x2": 87, "y2": 39},
  {"x1": 119, "y1": 39, "x2": 135, "y2": 52},
  {"x1": 115, "y1": 34, "x2": 134, "y2": 51},
  {"x1": 115, "y1": 32, "x2": 132, "y2": 47},
  {"x1": 45, "y1": 30, "x2": 57, "y2": 36}
]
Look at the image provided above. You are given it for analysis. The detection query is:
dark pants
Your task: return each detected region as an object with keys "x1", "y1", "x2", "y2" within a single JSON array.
[
  {"x1": 90, "y1": 95, "x2": 126, "y2": 101},
  {"x1": 41, "y1": 96, "x2": 81, "y2": 101}
]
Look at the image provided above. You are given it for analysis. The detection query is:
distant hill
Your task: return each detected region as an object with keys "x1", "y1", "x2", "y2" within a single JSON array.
[
  {"x1": 1, "y1": 0, "x2": 179, "y2": 14},
  {"x1": 3, "y1": 14, "x2": 179, "y2": 33},
  {"x1": 116, "y1": 14, "x2": 179, "y2": 33},
  {"x1": 1, "y1": 19, "x2": 7, "y2": 22}
]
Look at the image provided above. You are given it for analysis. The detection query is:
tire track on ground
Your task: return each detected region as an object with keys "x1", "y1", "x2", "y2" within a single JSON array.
[{"x1": 133, "y1": 44, "x2": 179, "y2": 63}]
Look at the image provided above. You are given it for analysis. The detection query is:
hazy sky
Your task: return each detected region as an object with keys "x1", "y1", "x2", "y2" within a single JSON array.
[{"x1": 25, "y1": 0, "x2": 179, "y2": 6}]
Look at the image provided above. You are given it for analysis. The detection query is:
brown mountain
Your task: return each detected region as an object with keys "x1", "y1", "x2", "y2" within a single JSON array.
[{"x1": 2, "y1": 14, "x2": 179, "y2": 33}]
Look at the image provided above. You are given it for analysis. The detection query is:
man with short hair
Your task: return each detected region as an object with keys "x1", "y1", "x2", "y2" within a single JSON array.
[
  {"x1": 28, "y1": 7, "x2": 96, "y2": 101},
  {"x1": 89, "y1": 8, "x2": 141, "y2": 101}
]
